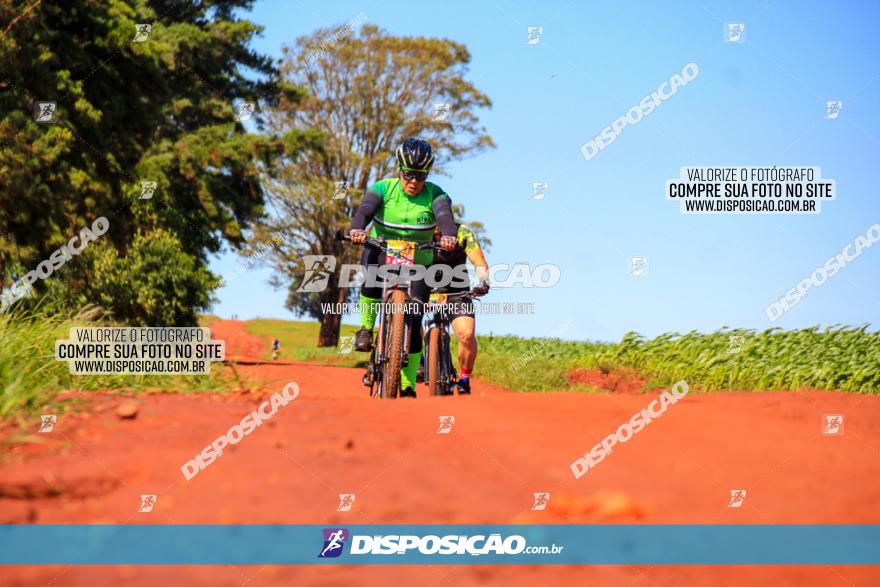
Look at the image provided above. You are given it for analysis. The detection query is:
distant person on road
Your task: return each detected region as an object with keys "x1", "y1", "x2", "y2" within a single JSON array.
[{"x1": 272, "y1": 338, "x2": 280, "y2": 360}]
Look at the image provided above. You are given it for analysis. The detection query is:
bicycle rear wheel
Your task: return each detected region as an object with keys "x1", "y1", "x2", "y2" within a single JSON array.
[{"x1": 445, "y1": 336, "x2": 458, "y2": 396}]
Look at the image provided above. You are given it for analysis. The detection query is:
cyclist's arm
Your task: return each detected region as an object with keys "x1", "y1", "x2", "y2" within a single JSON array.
[
  {"x1": 468, "y1": 249, "x2": 489, "y2": 281},
  {"x1": 432, "y1": 194, "x2": 457, "y2": 237},
  {"x1": 351, "y1": 190, "x2": 382, "y2": 230},
  {"x1": 460, "y1": 225, "x2": 489, "y2": 281}
]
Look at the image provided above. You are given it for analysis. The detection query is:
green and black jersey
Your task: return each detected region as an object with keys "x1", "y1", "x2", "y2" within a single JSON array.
[{"x1": 351, "y1": 177, "x2": 457, "y2": 264}]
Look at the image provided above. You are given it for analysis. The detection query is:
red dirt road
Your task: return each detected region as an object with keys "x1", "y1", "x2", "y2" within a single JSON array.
[{"x1": 2, "y1": 320, "x2": 879, "y2": 586}]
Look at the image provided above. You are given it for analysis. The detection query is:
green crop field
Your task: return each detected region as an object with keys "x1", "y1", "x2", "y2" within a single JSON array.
[
  {"x1": 478, "y1": 325, "x2": 880, "y2": 393},
  {"x1": 244, "y1": 318, "x2": 880, "y2": 394},
  {"x1": 588, "y1": 326, "x2": 880, "y2": 392}
]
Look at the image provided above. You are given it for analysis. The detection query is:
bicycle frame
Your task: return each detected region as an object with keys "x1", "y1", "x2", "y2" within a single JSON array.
[{"x1": 338, "y1": 230, "x2": 445, "y2": 399}]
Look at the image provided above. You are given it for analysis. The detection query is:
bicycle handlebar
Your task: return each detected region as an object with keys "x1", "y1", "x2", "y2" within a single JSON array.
[
  {"x1": 336, "y1": 230, "x2": 483, "y2": 298},
  {"x1": 429, "y1": 289, "x2": 487, "y2": 301},
  {"x1": 336, "y1": 229, "x2": 461, "y2": 253},
  {"x1": 336, "y1": 229, "x2": 386, "y2": 250}
]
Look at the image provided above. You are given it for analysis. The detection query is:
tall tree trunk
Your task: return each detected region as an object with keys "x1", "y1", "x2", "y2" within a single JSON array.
[{"x1": 317, "y1": 283, "x2": 347, "y2": 347}]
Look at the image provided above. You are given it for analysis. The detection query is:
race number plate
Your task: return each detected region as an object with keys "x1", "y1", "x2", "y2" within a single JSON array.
[
  {"x1": 429, "y1": 293, "x2": 448, "y2": 304},
  {"x1": 385, "y1": 240, "x2": 416, "y2": 266}
]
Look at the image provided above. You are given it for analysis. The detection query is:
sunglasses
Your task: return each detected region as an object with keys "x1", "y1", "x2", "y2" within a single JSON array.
[{"x1": 400, "y1": 169, "x2": 428, "y2": 182}]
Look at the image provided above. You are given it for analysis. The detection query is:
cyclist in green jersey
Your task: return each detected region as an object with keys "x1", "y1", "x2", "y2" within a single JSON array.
[{"x1": 349, "y1": 138, "x2": 457, "y2": 398}]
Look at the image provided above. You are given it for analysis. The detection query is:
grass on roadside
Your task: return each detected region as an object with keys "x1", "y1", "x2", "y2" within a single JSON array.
[
  {"x1": 243, "y1": 316, "x2": 611, "y2": 392},
  {"x1": 471, "y1": 334, "x2": 611, "y2": 392},
  {"x1": 238, "y1": 317, "x2": 880, "y2": 394},
  {"x1": 245, "y1": 319, "x2": 364, "y2": 367},
  {"x1": 587, "y1": 326, "x2": 880, "y2": 393},
  {"x1": 1, "y1": 304, "x2": 237, "y2": 421},
  {"x1": 476, "y1": 325, "x2": 880, "y2": 393},
  {"x1": 197, "y1": 313, "x2": 222, "y2": 328}
]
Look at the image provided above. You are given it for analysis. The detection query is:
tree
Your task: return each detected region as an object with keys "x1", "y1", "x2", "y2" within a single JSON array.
[
  {"x1": 258, "y1": 23, "x2": 495, "y2": 346},
  {"x1": 0, "y1": 0, "x2": 313, "y2": 324},
  {"x1": 36, "y1": 228, "x2": 216, "y2": 325}
]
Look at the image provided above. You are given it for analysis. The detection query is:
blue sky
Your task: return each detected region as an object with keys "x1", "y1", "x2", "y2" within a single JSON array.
[{"x1": 209, "y1": 0, "x2": 880, "y2": 342}]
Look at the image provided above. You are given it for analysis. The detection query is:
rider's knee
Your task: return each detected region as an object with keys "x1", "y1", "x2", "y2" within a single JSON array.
[{"x1": 456, "y1": 329, "x2": 476, "y2": 345}]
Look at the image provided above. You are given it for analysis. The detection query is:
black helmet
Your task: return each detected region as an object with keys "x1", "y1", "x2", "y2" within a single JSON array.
[{"x1": 396, "y1": 138, "x2": 434, "y2": 171}]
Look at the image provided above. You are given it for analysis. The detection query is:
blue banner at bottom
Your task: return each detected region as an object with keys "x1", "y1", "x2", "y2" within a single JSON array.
[{"x1": 0, "y1": 524, "x2": 877, "y2": 564}]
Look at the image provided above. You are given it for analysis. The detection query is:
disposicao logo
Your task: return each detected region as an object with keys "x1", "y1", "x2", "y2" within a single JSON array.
[
  {"x1": 318, "y1": 528, "x2": 349, "y2": 558},
  {"x1": 316, "y1": 530, "x2": 562, "y2": 557}
]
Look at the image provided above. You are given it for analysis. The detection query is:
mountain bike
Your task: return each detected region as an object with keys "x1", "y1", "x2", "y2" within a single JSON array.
[
  {"x1": 422, "y1": 289, "x2": 485, "y2": 396},
  {"x1": 337, "y1": 231, "x2": 446, "y2": 399}
]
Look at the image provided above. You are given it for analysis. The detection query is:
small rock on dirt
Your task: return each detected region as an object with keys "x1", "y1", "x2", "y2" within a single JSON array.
[{"x1": 116, "y1": 401, "x2": 140, "y2": 419}]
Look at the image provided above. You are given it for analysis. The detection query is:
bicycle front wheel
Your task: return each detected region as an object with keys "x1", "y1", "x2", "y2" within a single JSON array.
[
  {"x1": 380, "y1": 289, "x2": 407, "y2": 399},
  {"x1": 427, "y1": 326, "x2": 443, "y2": 396}
]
